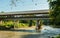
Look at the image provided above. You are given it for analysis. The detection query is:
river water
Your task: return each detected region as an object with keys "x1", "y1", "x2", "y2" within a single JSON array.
[{"x1": 0, "y1": 25, "x2": 60, "y2": 38}]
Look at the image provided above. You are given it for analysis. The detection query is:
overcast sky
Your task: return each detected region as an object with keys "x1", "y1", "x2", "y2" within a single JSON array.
[{"x1": 0, "y1": 0, "x2": 49, "y2": 12}]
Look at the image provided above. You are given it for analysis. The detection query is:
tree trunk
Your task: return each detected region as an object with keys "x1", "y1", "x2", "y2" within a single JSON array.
[{"x1": 29, "y1": 20, "x2": 32, "y2": 27}]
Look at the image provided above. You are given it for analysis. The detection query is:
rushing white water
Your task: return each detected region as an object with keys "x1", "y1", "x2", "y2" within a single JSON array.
[{"x1": 40, "y1": 25, "x2": 60, "y2": 37}]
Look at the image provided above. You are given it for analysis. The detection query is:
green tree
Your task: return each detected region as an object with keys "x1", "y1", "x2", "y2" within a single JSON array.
[
  {"x1": 1, "y1": 11, "x2": 4, "y2": 13},
  {"x1": 48, "y1": 0, "x2": 60, "y2": 26}
]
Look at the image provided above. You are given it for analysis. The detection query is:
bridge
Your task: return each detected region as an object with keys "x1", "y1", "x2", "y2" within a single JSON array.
[
  {"x1": 0, "y1": 10, "x2": 50, "y2": 20},
  {"x1": 0, "y1": 9, "x2": 51, "y2": 30}
]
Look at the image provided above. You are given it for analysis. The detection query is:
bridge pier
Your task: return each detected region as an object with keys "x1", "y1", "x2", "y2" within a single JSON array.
[
  {"x1": 29, "y1": 20, "x2": 33, "y2": 27},
  {"x1": 36, "y1": 20, "x2": 42, "y2": 30},
  {"x1": 14, "y1": 20, "x2": 19, "y2": 28}
]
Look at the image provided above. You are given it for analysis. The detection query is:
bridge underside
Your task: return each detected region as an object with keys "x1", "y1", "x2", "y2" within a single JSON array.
[
  {"x1": 2, "y1": 18, "x2": 51, "y2": 20},
  {"x1": 0, "y1": 16, "x2": 51, "y2": 20}
]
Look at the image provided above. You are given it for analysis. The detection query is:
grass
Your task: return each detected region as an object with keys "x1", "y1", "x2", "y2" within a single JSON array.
[{"x1": 0, "y1": 21, "x2": 34, "y2": 28}]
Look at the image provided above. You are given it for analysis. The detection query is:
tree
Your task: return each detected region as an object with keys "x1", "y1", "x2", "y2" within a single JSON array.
[
  {"x1": 1, "y1": 11, "x2": 4, "y2": 13},
  {"x1": 29, "y1": 20, "x2": 33, "y2": 27},
  {"x1": 48, "y1": 0, "x2": 60, "y2": 25}
]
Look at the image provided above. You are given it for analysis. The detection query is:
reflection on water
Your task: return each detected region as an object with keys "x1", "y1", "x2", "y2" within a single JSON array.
[{"x1": 0, "y1": 25, "x2": 60, "y2": 38}]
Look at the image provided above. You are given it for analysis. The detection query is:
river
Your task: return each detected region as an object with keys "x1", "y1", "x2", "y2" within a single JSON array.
[{"x1": 0, "y1": 25, "x2": 60, "y2": 38}]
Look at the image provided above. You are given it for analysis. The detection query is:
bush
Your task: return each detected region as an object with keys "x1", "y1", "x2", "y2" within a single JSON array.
[{"x1": 56, "y1": 35, "x2": 60, "y2": 38}]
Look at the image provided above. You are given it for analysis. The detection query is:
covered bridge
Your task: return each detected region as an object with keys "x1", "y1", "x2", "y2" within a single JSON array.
[{"x1": 0, "y1": 9, "x2": 51, "y2": 30}]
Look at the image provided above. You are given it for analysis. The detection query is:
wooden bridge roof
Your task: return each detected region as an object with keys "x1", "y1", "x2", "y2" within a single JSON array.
[{"x1": 0, "y1": 9, "x2": 49, "y2": 16}]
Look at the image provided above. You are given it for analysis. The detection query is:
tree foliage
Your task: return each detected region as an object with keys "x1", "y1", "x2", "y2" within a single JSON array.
[{"x1": 48, "y1": 0, "x2": 60, "y2": 25}]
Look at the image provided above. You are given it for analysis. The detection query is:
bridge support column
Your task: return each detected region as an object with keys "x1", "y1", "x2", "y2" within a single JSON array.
[
  {"x1": 14, "y1": 20, "x2": 19, "y2": 28},
  {"x1": 36, "y1": 20, "x2": 41, "y2": 30},
  {"x1": 0, "y1": 20, "x2": 3, "y2": 25},
  {"x1": 29, "y1": 20, "x2": 32, "y2": 27}
]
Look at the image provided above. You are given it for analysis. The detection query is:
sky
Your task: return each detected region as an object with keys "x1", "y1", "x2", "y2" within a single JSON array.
[{"x1": 0, "y1": 0, "x2": 49, "y2": 12}]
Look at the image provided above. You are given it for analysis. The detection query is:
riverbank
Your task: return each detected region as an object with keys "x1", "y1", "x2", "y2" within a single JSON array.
[
  {"x1": 0, "y1": 25, "x2": 60, "y2": 38},
  {"x1": 14, "y1": 26, "x2": 36, "y2": 30}
]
